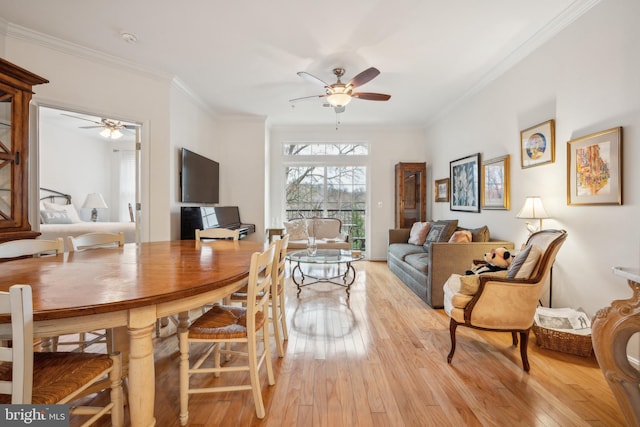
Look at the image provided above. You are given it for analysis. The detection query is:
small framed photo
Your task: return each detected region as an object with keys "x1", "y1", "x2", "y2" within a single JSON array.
[
  {"x1": 520, "y1": 119, "x2": 555, "y2": 168},
  {"x1": 434, "y1": 178, "x2": 449, "y2": 202},
  {"x1": 450, "y1": 153, "x2": 480, "y2": 213},
  {"x1": 481, "y1": 154, "x2": 510, "y2": 210},
  {"x1": 567, "y1": 127, "x2": 622, "y2": 206}
]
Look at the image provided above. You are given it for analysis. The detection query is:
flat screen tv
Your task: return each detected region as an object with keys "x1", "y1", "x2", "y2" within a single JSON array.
[{"x1": 180, "y1": 148, "x2": 219, "y2": 203}]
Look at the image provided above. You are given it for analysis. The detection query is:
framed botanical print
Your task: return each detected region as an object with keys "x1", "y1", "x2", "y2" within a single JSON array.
[
  {"x1": 567, "y1": 127, "x2": 622, "y2": 205},
  {"x1": 435, "y1": 178, "x2": 449, "y2": 202},
  {"x1": 450, "y1": 153, "x2": 480, "y2": 212},
  {"x1": 520, "y1": 119, "x2": 555, "y2": 168},
  {"x1": 481, "y1": 154, "x2": 510, "y2": 210}
]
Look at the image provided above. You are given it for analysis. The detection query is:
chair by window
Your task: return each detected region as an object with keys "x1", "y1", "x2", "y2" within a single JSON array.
[
  {"x1": 178, "y1": 242, "x2": 277, "y2": 424},
  {"x1": 195, "y1": 228, "x2": 240, "y2": 241},
  {"x1": 443, "y1": 229, "x2": 568, "y2": 372},
  {"x1": 0, "y1": 284, "x2": 124, "y2": 427}
]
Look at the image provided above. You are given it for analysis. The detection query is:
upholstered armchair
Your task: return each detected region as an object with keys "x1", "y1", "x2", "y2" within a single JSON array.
[{"x1": 443, "y1": 229, "x2": 568, "y2": 372}]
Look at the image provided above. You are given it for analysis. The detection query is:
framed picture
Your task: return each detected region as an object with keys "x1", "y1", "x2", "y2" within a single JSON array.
[
  {"x1": 450, "y1": 153, "x2": 480, "y2": 212},
  {"x1": 434, "y1": 178, "x2": 449, "y2": 202},
  {"x1": 567, "y1": 127, "x2": 622, "y2": 206},
  {"x1": 520, "y1": 119, "x2": 555, "y2": 168},
  {"x1": 481, "y1": 154, "x2": 510, "y2": 210}
]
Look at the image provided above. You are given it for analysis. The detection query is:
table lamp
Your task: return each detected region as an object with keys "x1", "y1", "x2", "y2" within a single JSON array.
[
  {"x1": 516, "y1": 196, "x2": 549, "y2": 234},
  {"x1": 83, "y1": 193, "x2": 108, "y2": 222}
]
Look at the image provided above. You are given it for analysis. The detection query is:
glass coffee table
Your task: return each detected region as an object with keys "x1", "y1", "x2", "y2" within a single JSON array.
[{"x1": 286, "y1": 249, "x2": 363, "y2": 298}]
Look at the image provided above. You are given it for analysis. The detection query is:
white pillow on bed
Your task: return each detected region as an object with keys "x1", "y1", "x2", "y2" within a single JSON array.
[
  {"x1": 40, "y1": 209, "x2": 73, "y2": 224},
  {"x1": 43, "y1": 201, "x2": 82, "y2": 223}
]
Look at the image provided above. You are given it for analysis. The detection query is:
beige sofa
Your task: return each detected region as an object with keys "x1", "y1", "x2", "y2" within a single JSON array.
[
  {"x1": 388, "y1": 220, "x2": 514, "y2": 308},
  {"x1": 284, "y1": 217, "x2": 350, "y2": 250}
]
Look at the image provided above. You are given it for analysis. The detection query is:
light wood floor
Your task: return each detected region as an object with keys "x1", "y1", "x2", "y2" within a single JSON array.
[{"x1": 74, "y1": 261, "x2": 625, "y2": 426}]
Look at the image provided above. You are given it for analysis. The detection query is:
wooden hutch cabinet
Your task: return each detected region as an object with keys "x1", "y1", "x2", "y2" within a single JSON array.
[
  {"x1": 0, "y1": 58, "x2": 48, "y2": 243},
  {"x1": 394, "y1": 162, "x2": 427, "y2": 228}
]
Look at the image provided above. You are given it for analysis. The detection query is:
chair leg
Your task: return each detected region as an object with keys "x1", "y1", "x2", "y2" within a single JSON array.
[
  {"x1": 279, "y1": 291, "x2": 288, "y2": 340},
  {"x1": 271, "y1": 298, "x2": 285, "y2": 357},
  {"x1": 248, "y1": 335, "x2": 266, "y2": 418},
  {"x1": 447, "y1": 319, "x2": 458, "y2": 364},
  {"x1": 511, "y1": 332, "x2": 519, "y2": 346},
  {"x1": 520, "y1": 330, "x2": 531, "y2": 372}
]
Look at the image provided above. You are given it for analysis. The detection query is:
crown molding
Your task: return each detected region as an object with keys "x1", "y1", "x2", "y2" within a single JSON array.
[
  {"x1": 5, "y1": 23, "x2": 173, "y2": 83},
  {"x1": 171, "y1": 77, "x2": 218, "y2": 118},
  {"x1": 427, "y1": 0, "x2": 602, "y2": 127}
]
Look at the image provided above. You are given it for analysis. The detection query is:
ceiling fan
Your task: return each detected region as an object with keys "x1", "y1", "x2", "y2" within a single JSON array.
[
  {"x1": 62, "y1": 113, "x2": 138, "y2": 139},
  {"x1": 290, "y1": 67, "x2": 391, "y2": 113}
]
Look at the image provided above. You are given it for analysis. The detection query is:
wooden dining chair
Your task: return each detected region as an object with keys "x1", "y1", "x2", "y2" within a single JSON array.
[
  {"x1": 195, "y1": 227, "x2": 240, "y2": 241},
  {"x1": 0, "y1": 237, "x2": 64, "y2": 259},
  {"x1": 0, "y1": 284, "x2": 124, "y2": 427},
  {"x1": 228, "y1": 234, "x2": 290, "y2": 357},
  {"x1": 56, "y1": 232, "x2": 125, "y2": 353},
  {"x1": 178, "y1": 242, "x2": 277, "y2": 424},
  {"x1": 0, "y1": 238, "x2": 64, "y2": 350},
  {"x1": 67, "y1": 231, "x2": 125, "y2": 252}
]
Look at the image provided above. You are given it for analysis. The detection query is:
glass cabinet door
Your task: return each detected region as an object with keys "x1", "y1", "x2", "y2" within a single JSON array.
[{"x1": 0, "y1": 85, "x2": 16, "y2": 228}]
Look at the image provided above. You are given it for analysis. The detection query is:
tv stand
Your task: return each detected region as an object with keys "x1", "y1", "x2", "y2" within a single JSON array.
[{"x1": 180, "y1": 206, "x2": 256, "y2": 240}]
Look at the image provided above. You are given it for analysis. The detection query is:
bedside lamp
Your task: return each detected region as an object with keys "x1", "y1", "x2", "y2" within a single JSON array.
[
  {"x1": 516, "y1": 196, "x2": 549, "y2": 234},
  {"x1": 83, "y1": 193, "x2": 108, "y2": 222}
]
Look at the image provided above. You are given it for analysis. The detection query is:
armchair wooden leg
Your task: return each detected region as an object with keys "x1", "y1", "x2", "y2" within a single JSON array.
[
  {"x1": 519, "y1": 330, "x2": 530, "y2": 372},
  {"x1": 511, "y1": 332, "x2": 519, "y2": 346},
  {"x1": 447, "y1": 319, "x2": 458, "y2": 364}
]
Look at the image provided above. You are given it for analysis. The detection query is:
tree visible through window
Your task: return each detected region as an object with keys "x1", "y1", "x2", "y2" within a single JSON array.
[{"x1": 284, "y1": 143, "x2": 367, "y2": 250}]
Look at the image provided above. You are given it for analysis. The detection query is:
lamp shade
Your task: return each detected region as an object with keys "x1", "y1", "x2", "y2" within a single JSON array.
[
  {"x1": 82, "y1": 193, "x2": 108, "y2": 209},
  {"x1": 516, "y1": 196, "x2": 549, "y2": 219}
]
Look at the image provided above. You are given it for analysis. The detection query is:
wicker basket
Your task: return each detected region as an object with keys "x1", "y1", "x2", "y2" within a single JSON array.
[{"x1": 532, "y1": 324, "x2": 593, "y2": 357}]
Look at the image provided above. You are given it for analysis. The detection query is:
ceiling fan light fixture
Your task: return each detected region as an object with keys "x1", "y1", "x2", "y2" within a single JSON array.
[
  {"x1": 100, "y1": 128, "x2": 111, "y2": 138},
  {"x1": 100, "y1": 127, "x2": 124, "y2": 139},
  {"x1": 326, "y1": 92, "x2": 352, "y2": 107}
]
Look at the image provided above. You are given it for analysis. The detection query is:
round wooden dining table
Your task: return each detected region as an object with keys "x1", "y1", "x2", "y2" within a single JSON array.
[{"x1": 0, "y1": 239, "x2": 265, "y2": 427}]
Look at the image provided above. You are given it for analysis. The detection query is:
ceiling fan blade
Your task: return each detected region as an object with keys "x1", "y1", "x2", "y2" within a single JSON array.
[
  {"x1": 123, "y1": 124, "x2": 139, "y2": 130},
  {"x1": 61, "y1": 113, "x2": 103, "y2": 126},
  {"x1": 289, "y1": 94, "x2": 326, "y2": 103},
  {"x1": 79, "y1": 125, "x2": 105, "y2": 129},
  {"x1": 352, "y1": 92, "x2": 391, "y2": 101},
  {"x1": 347, "y1": 67, "x2": 380, "y2": 88},
  {"x1": 297, "y1": 71, "x2": 330, "y2": 87}
]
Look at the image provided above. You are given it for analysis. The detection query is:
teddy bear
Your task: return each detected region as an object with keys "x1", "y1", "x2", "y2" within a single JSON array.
[{"x1": 465, "y1": 247, "x2": 513, "y2": 275}]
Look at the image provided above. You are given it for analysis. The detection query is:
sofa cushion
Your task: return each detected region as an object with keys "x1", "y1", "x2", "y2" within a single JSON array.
[
  {"x1": 388, "y1": 243, "x2": 426, "y2": 261},
  {"x1": 408, "y1": 221, "x2": 430, "y2": 245},
  {"x1": 284, "y1": 220, "x2": 307, "y2": 240},
  {"x1": 404, "y1": 252, "x2": 430, "y2": 274},
  {"x1": 423, "y1": 220, "x2": 458, "y2": 248}
]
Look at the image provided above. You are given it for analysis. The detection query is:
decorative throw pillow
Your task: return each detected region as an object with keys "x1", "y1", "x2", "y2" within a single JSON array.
[
  {"x1": 424, "y1": 219, "x2": 458, "y2": 247},
  {"x1": 448, "y1": 230, "x2": 472, "y2": 243},
  {"x1": 408, "y1": 222, "x2": 430, "y2": 245},
  {"x1": 507, "y1": 245, "x2": 542, "y2": 279},
  {"x1": 469, "y1": 225, "x2": 490, "y2": 242},
  {"x1": 43, "y1": 201, "x2": 82, "y2": 223},
  {"x1": 40, "y1": 209, "x2": 73, "y2": 224},
  {"x1": 283, "y1": 220, "x2": 307, "y2": 240}
]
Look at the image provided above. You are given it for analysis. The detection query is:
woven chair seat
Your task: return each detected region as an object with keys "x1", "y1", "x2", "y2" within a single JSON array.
[
  {"x1": 189, "y1": 305, "x2": 265, "y2": 340},
  {"x1": 0, "y1": 352, "x2": 113, "y2": 404}
]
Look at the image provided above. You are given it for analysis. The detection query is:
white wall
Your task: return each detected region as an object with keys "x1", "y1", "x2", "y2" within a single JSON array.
[
  {"x1": 169, "y1": 82, "x2": 220, "y2": 240},
  {"x1": 218, "y1": 115, "x2": 268, "y2": 242},
  {"x1": 425, "y1": 0, "x2": 640, "y2": 321},
  {"x1": 269, "y1": 125, "x2": 427, "y2": 259},
  {"x1": 39, "y1": 117, "x2": 113, "y2": 221}
]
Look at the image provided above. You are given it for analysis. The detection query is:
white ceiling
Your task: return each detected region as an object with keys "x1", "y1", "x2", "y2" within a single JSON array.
[{"x1": 0, "y1": 1, "x2": 597, "y2": 127}]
